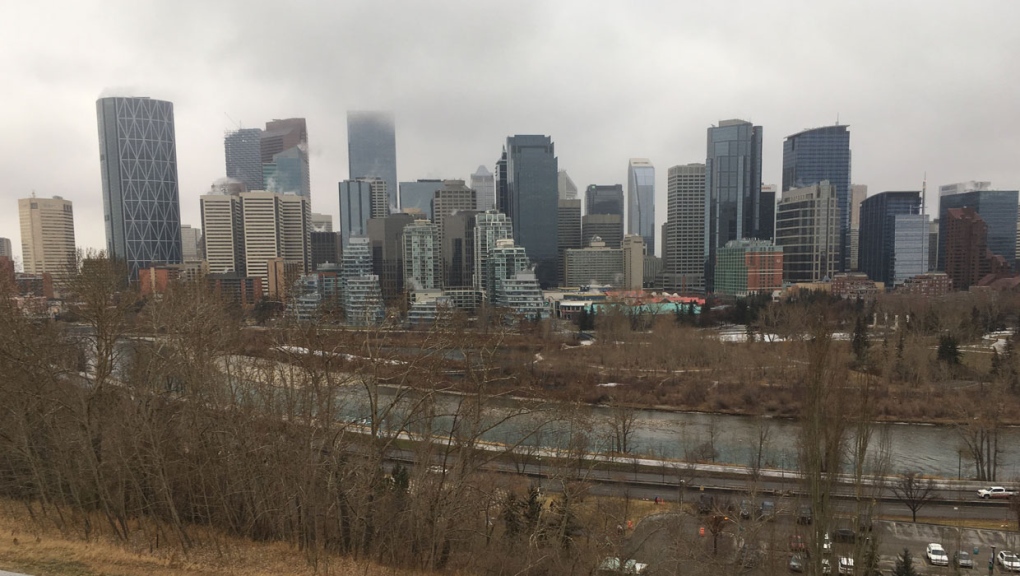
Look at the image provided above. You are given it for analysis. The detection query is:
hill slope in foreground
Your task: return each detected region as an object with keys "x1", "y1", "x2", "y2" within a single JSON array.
[{"x1": 0, "y1": 500, "x2": 434, "y2": 576}]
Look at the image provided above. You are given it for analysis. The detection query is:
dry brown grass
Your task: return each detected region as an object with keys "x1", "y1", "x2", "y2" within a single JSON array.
[{"x1": 0, "y1": 499, "x2": 443, "y2": 576}]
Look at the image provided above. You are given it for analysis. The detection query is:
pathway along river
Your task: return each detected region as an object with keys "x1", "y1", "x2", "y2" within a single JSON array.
[{"x1": 347, "y1": 386, "x2": 1020, "y2": 480}]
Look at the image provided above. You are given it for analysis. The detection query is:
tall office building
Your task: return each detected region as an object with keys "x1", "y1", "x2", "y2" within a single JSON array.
[
  {"x1": 442, "y1": 209, "x2": 480, "y2": 288},
  {"x1": 367, "y1": 213, "x2": 414, "y2": 300},
  {"x1": 627, "y1": 159, "x2": 655, "y2": 254},
  {"x1": 403, "y1": 220, "x2": 441, "y2": 290},
  {"x1": 858, "y1": 191, "x2": 925, "y2": 286},
  {"x1": 759, "y1": 184, "x2": 777, "y2": 243},
  {"x1": 473, "y1": 211, "x2": 514, "y2": 297},
  {"x1": 18, "y1": 196, "x2": 76, "y2": 276},
  {"x1": 310, "y1": 232, "x2": 341, "y2": 270},
  {"x1": 399, "y1": 179, "x2": 443, "y2": 219},
  {"x1": 782, "y1": 125, "x2": 852, "y2": 270},
  {"x1": 180, "y1": 224, "x2": 202, "y2": 262},
  {"x1": 0, "y1": 237, "x2": 12, "y2": 260},
  {"x1": 200, "y1": 185, "x2": 245, "y2": 275},
  {"x1": 496, "y1": 154, "x2": 509, "y2": 214},
  {"x1": 586, "y1": 184, "x2": 624, "y2": 216},
  {"x1": 470, "y1": 166, "x2": 496, "y2": 212},
  {"x1": 97, "y1": 96, "x2": 183, "y2": 279},
  {"x1": 706, "y1": 119, "x2": 763, "y2": 290},
  {"x1": 504, "y1": 135, "x2": 559, "y2": 287},
  {"x1": 775, "y1": 182, "x2": 840, "y2": 283},
  {"x1": 432, "y1": 180, "x2": 476, "y2": 248},
  {"x1": 240, "y1": 191, "x2": 310, "y2": 287},
  {"x1": 937, "y1": 182, "x2": 1018, "y2": 270},
  {"x1": 347, "y1": 111, "x2": 397, "y2": 212},
  {"x1": 261, "y1": 118, "x2": 309, "y2": 197},
  {"x1": 849, "y1": 184, "x2": 868, "y2": 270},
  {"x1": 661, "y1": 164, "x2": 707, "y2": 293},
  {"x1": 582, "y1": 214, "x2": 623, "y2": 249},
  {"x1": 311, "y1": 213, "x2": 333, "y2": 232},
  {"x1": 557, "y1": 199, "x2": 582, "y2": 286},
  {"x1": 224, "y1": 127, "x2": 263, "y2": 191},
  {"x1": 564, "y1": 238, "x2": 624, "y2": 287},
  {"x1": 621, "y1": 234, "x2": 646, "y2": 290},
  {"x1": 339, "y1": 179, "x2": 377, "y2": 250},
  {"x1": 557, "y1": 170, "x2": 578, "y2": 200}
]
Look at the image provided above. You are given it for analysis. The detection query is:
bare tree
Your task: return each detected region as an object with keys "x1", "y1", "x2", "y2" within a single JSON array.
[
  {"x1": 607, "y1": 402, "x2": 638, "y2": 454},
  {"x1": 891, "y1": 471, "x2": 939, "y2": 522}
]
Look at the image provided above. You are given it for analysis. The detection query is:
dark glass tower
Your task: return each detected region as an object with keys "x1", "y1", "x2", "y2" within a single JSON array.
[
  {"x1": 224, "y1": 127, "x2": 263, "y2": 191},
  {"x1": 97, "y1": 96, "x2": 183, "y2": 280},
  {"x1": 705, "y1": 119, "x2": 763, "y2": 291},
  {"x1": 347, "y1": 111, "x2": 397, "y2": 212},
  {"x1": 858, "y1": 191, "x2": 923, "y2": 286},
  {"x1": 505, "y1": 135, "x2": 559, "y2": 287},
  {"x1": 782, "y1": 125, "x2": 852, "y2": 271},
  {"x1": 585, "y1": 184, "x2": 624, "y2": 216},
  {"x1": 937, "y1": 187, "x2": 1018, "y2": 271}
]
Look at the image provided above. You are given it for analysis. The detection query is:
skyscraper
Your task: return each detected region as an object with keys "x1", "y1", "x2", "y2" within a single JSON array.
[
  {"x1": 582, "y1": 214, "x2": 623, "y2": 249},
  {"x1": 943, "y1": 207, "x2": 1008, "y2": 290},
  {"x1": 431, "y1": 180, "x2": 476, "y2": 248},
  {"x1": 200, "y1": 185, "x2": 245, "y2": 275},
  {"x1": 858, "y1": 191, "x2": 925, "y2": 286},
  {"x1": 557, "y1": 199, "x2": 582, "y2": 287},
  {"x1": 775, "y1": 182, "x2": 839, "y2": 283},
  {"x1": 661, "y1": 163, "x2": 707, "y2": 293},
  {"x1": 627, "y1": 159, "x2": 655, "y2": 255},
  {"x1": 18, "y1": 196, "x2": 76, "y2": 276},
  {"x1": 367, "y1": 213, "x2": 414, "y2": 301},
  {"x1": 706, "y1": 119, "x2": 763, "y2": 290},
  {"x1": 470, "y1": 166, "x2": 496, "y2": 212},
  {"x1": 403, "y1": 220, "x2": 441, "y2": 290},
  {"x1": 937, "y1": 182, "x2": 1018, "y2": 270},
  {"x1": 849, "y1": 184, "x2": 868, "y2": 271},
  {"x1": 782, "y1": 125, "x2": 852, "y2": 271},
  {"x1": 442, "y1": 209, "x2": 480, "y2": 289},
  {"x1": 97, "y1": 96, "x2": 183, "y2": 279},
  {"x1": 0, "y1": 237, "x2": 12, "y2": 260},
  {"x1": 585, "y1": 184, "x2": 624, "y2": 216},
  {"x1": 557, "y1": 170, "x2": 578, "y2": 200},
  {"x1": 240, "y1": 191, "x2": 310, "y2": 287},
  {"x1": 261, "y1": 118, "x2": 309, "y2": 197},
  {"x1": 339, "y1": 179, "x2": 375, "y2": 249},
  {"x1": 473, "y1": 211, "x2": 514, "y2": 296},
  {"x1": 505, "y1": 135, "x2": 559, "y2": 287},
  {"x1": 180, "y1": 224, "x2": 202, "y2": 262},
  {"x1": 224, "y1": 127, "x2": 263, "y2": 191},
  {"x1": 347, "y1": 111, "x2": 397, "y2": 212},
  {"x1": 399, "y1": 179, "x2": 443, "y2": 220}
]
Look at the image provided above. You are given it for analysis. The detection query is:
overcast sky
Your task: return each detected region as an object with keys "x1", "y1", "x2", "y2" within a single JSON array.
[{"x1": 2, "y1": 1, "x2": 1018, "y2": 262}]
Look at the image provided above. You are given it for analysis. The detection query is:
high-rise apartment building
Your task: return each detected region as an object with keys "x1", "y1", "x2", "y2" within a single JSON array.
[
  {"x1": 432, "y1": 180, "x2": 476, "y2": 248},
  {"x1": 399, "y1": 179, "x2": 442, "y2": 220},
  {"x1": 403, "y1": 220, "x2": 441, "y2": 290},
  {"x1": 627, "y1": 159, "x2": 655, "y2": 255},
  {"x1": 261, "y1": 118, "x2": 309, "y2": 197},
  {"x1": 849, "y1": 184, "x2": 867, "y2": 270},
  {"x1": 347, "y1": 111, "x2": 397, "y2": 212},
  {"x1": 775, "y1": 181, "x2": 839, "y2": 283},
  {"x1": 473, "y1": 211, "x2": 514, "y2": 297},
  {"x1": 557, "y1": 199, "x2": 582, "y2": 287},
  {"x1": 937, "y1": 182, "x2": 1018, "y2": 270},
  {"x1": 585, "y1": 184, "x2": 624, "y2": 216},
  {"x1": 661, "y1": 164, "x2": 707, "y2": 293},
  {"x1": 18, "y1": 196, "x2": 76, "y2": 277},
  {"x1": 706, "y1": 120, "x2": 763, "y2": 290},
  {"x1": 943, "y1": 207, "x2": 1008, "y2": 290},
  {"x1": 488, "y1": 239, "x2": 532, "y2": 304},
  {"x1": 858, "y1": 191, "x2": 925, "y2": 286},
  {"x1": 97, "y1": 96, "x2": 183, "y2": 279},
  {"x1": 340, "y1": 237, "x2": 383, "y2": 326},
  {"x1": 782, "y1": 125, "x2": 851, "y2": 270},
  {"x1": 470, "y1": 166, "x2": 496, "y2": 212},
  {"x1": 504, "y1": 135, "x2": 559, "y2": 287},
  {"x1": 224, "y1": 127, "x2": 263, "y2": 191}
]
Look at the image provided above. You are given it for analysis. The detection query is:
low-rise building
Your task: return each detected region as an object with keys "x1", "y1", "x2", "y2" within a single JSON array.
[{"x1": 713, "y1": 239, "x2": 783, "y2": 298}]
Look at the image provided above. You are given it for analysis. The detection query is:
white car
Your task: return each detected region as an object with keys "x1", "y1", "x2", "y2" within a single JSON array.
[
  {"x1": 822, "y1": 533, "x2": 833, "y2": 555},
  {"x1": 927, "y1": 543, "x2": 949, "y2": 566},
  {"x1": 838, "y1": 556, "x2": 855, "y2": 575},
  {"x1": 998, "y1": 551, "x2": 1020, "y2": 573}
]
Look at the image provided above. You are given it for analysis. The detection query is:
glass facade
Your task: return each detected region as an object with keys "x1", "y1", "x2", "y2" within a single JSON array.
[
  {"x1": 224, "y1": 127, "x2": 263, "y2": 191},
  {"x1": 338, "y1": 180, "x2": 373, "y2": 249},
  {"x1": 706, "y1": 120, "x2": 763, "y2": 291},
  {"x1": 628, "y1": 159, "x2": 655, "y2": 255},
  {"x1": 97, "y1": 97, "x2": 183, "y2": 280},
  {"x1": 398, "y1": 179, "x2": 442, "y2": 220},
  {"x1": 937, "y1": 189, "x2": 1018, "y2": 270},
  {"x1": 347, "y1": 111, "x2": 397, "y2": 213},
  {"x1": 585, "y1": 184, "x2": 624, "y2": 216},
  {"x1": 505, "y1": 135, "x2": 559, "y2": 287},
  {"x1": 857, "y1": 191, "x2": 922, "y2": 286},
  {"x1": 782, "y1": 125, "x2": 852, "y2": 271}
]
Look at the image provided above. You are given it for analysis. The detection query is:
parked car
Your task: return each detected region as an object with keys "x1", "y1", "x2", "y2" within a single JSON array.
[
  {"x1": 789, "y1": 534, "x2": 806, "y2": 553},
  {"x1": 789, "y1": 553, "x2": 805, "y2": 573},
  {"x1": 838, "y1": 556, "x2": 855, "y2": 575},
  {"x1": 998, "y1": 551, "x2": 1020, "y2": 572},
  {"x1": 833, "y1": 528, "x2": 856, "y2": 544},
  {"x1": 954, "y1": 551, "x2": 974, "y2": 569},
  {"x1": 759, "y1": 499, "x2": 777, "y2": 521},
  {"x1": 977, "y1": 486, "x2": 1016, "y2": 499},
  {"x1": 822, "y1": 533, "x2": 833, "y2": 555},
  {"x1": 697, "y1": 494, "x2": 715, "y2": 515},
  {"x1": 821, "y1": 557, "x2": 832, "y2": 575},
  {"x1": 926, "y1": 543, "x2": 949, "y2": 567},
  {"x1": 797, "y1": 505, "x2": 813, "y2": 525},
  {"x1": 739, "y1": 499, "x2": 752, "y2": 520}
]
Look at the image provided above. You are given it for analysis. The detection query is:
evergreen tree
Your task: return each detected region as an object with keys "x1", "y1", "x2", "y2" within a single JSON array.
[
  {"x1": 893, "y1": 548, "x2": 918, "y2": 576},
  {"x1": 852, "y1": 314, "x2": 870, "y2": 366},
  {"x1": 937, "y1": 334, "x2": 960, "y2": 365}
]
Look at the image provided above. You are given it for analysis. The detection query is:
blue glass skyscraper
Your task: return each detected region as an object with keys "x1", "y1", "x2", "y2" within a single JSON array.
[
  {"x1": 505, "y1": 135, "x2": 559, "y2": 287},
  {"x1": 858, "y1": 191, "x2": 924, "y2": 286},
  {"x1": 347, "y1": 111, "x2": 397, "y2": 212},
  {"x1": 782, "y1": 125, "x2": 851, "y2": 271},
  {"x1": 97, "y1": 96, "x2": 183, "y2": 280},
  {"x1": 628, "y1": 159, "x2": 655, "y2": 255}
]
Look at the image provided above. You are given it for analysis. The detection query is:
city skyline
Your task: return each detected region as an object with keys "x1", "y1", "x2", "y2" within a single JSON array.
[{"x1": 1, "y1": 3, "x2": 1018, "y2": 260}]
